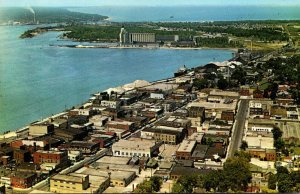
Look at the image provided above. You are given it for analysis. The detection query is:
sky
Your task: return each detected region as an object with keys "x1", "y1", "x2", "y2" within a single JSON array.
[{"x1": 1, "y1": 0, "x2": 300, "y2": 7}]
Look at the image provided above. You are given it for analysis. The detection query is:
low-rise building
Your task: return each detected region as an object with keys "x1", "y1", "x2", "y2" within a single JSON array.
[
  {"x1": 50, "y1": 174, "x2": 89, "y2": 193},
  {"x1": 33, "y1": 150, "x2": 69, "y2": 167},
  {"x1": 10, "y1": 172, "x2": 37, "y2": 189},
  {"x1": 68, "y1": 151, "x2": 83, "y2": 163},
  {"x1": 106, "y1": 120, "x2": 135, "y2": 132},
  {"x1": 112, "y1": 139, "x2": 160, "y2": 158},
  {"x1": 141, "y1": 126, "x2": 185, "y2": 144},
  {"x1": 58, "y1": 141, "x2": 99, "y2": 155},
  {"x1": 29, "y1": 123, "x2": 54, "y2": 136},
  {"x1": 221, "y1": 111, "x2": 235, "y2": 122},
  {"x1": 246, "y1": 148, "x2": 276, "y2": 161},
  {"x1": 75, "y1": 167, "x2": 135, "y2": 187},
  {"x1": 13, "y1": 149, "x2": 31, "y2": 164},
  {"x1": 96, "y1": 156, "x2": 131, "y2": 165},
  {"x1": 176, "y1": 140, "x2": 197, "y2": 160},
  {"x1": 101, "y1": 100, "x2": 121, "y2": 109}
]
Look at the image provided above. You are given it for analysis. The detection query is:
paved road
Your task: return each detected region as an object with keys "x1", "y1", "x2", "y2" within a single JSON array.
[{"x1": 227, "y1": 99, "x2": 249, "y2": 158}]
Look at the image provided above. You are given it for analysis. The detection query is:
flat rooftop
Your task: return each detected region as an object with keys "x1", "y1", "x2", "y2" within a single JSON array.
[
  {"x1": 51, "y1": 174, "x2": 86, "y2": 183},
  {"x1": 69, "y1": 172, "x2": 108, "y2": 187},
  {"x1": 112, "y1": 139, "x2": 157, "y2": 150},
  {"x1": 76, "y1": 167, "x2": 135, "y2": 180},
  {"x1": 279, "y1": 121, "x2": 300, "y2": 140},
  {"x1": 96, "y1": 156, "x2": 131, "y2": 165},
  {"x1": 187, "y1": 101, "x2": 237, "y2": 111},
  {"x1": 244, "y1": 135, "x2": 274, "y2": 149},
  {"x1": 142, "y1": 83, "x2": 179, "y2": 91},
  {"x1": 209, "y1": 89, "x2": 239, "y2": 97},
  {"x1": 177, "y1": 140, "x2": 196, "y2": 153}
]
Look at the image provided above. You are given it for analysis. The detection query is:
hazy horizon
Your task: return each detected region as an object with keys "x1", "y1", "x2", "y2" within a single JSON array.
[{"x1": 0, "y1": 0, "x2": 300, "y2": 7}]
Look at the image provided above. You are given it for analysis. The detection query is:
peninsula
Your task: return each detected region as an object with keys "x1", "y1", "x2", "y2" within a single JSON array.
[{"x1": 20, "y1": 20, "x2": 299, "y2": 51}]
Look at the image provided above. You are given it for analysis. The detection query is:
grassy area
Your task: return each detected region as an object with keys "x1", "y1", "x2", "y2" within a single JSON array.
[
  {"x1": 291, "y1": 147, "x2": 300, "y2": 155},
  {"x1": 258, "y1": 79, "x2": 272, "y2": 90}
]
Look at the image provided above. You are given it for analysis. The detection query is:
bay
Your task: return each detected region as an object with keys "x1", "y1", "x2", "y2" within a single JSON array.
[
  {"x1": 0, "y1": 25, "x2": 232, "y2": 132},
  {"x1": 68, "y1": 6, "x2": 300, "y2": 22}
]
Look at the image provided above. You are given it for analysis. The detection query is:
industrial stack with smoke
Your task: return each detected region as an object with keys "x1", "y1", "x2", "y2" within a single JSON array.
[{"x1": 27, "y1": 6, "x2": 36, "y2": 24}]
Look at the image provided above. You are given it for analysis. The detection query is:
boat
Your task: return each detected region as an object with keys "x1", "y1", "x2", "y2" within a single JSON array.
[{"x1": 174, "y1": 65, "x2": 188, "y2": 77}]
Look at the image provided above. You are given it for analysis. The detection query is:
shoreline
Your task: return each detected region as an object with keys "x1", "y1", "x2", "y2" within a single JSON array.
[
  {"x1": 53, "y1": 44, "x2": 238, "y2": 52},
  {"x1": 0, "y1": 76, "x2": 174, "y2": 139},
  {"x1": 0, "y1": 64, "x2": 200, "y2": 138}
]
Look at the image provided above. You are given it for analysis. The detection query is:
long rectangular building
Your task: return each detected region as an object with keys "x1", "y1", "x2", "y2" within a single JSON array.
[{"x1": 129, "y1": 33, "x2": 156, "y2": 43}]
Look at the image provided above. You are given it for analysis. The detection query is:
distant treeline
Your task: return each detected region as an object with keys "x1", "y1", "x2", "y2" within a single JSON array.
[
  {"x1": 154, "y1": 22, "x2": 289, "y2": 41},
  {"x1": 0, "y1": 7, "x2": 108, "y2": 23},
  {"x1": 63, "y1": 25, "x2": 197, "y2": 42},
  {"x1": 195, "y1": 37, "x2": 243, "y2": 48}
]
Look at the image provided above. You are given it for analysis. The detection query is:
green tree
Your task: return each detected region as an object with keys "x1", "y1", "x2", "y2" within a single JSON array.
[
  {"x1": 276, "y1": 166, "x2": 289, "y2": 174},
  {"x1": 223, "y1": 157, "x2": 252, "y2": 191},
  {"x1": 272, "y1": 126, "x2": 283, "y2": 140},
  {"x1": 231, "y1": 67, "x2": 247, "y2": 84},
  {"x1": 193, "y1": 78, "x2": 209, "y2": 90},
  {"x1": 204, "y1": 170, "x2": 225, "y2": 192},
  {"x1": 240, "y1": 141, "x2": 248, "y2": 151},
  {"x1": 291, "y1": 171, "x2": 300, "y2": 186},
  {"x1": 149, "y1": 176, "x2": 162, "y2": 192},
  {"x1": 217, "y1": 78, "x2": 229, "y2": 90},
  {"x1": 234, "y1": 151, "x2": 251, "y2": 162},
  {"x1": 268, "y1": 174, "x2": 277, "y2": 190},
  {"x1": 274, "y1": 138, "x2": 285, "y2": 150},
  {"x1": 277, "y1": 174, "x2": 293, "y2": 193},
  {"x1": 134, "y1": 180, "x2": 152, "y2": 193},
  {"x1": 172, "y1": 175, "x2": 198, "y2": 193},
  {"x1": 172, "y1": 182, "x2": 185, "y2": 193},
  {"x1": 134, "y1": 176, "x2": 162, "y2": 193}
]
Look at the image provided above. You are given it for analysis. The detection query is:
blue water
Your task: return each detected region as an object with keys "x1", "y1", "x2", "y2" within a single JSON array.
[
  {"x1": 68, "y1": 6, "x2": 300, "y2": 22},
  {"x1": 0, "y1": 25, "x2": 232, "y2": 132}
]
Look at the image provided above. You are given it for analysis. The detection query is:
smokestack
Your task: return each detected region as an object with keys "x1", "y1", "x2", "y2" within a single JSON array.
[{"x1": 26, "y1": 6, "x2": 36, "y2": 24}]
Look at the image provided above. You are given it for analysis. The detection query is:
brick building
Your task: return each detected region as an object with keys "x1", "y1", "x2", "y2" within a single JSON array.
[
  {"x1": 13, "y1": 149, "x2": 31, "y2": 164},
  {"x1": 10, "y1": 172, "x2": 36, "y2": 189},
  {"x1": 221, "y1": 111, "x2": 235, "y2": 122},
  {"x1": 176, "y1": 140, "x2": 197, "y2": 160},
  {"x1": 33, "y1": 150, "x2": 68, "y2": 165}
]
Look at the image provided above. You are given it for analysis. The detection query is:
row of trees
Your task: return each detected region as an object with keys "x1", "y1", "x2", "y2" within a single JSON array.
[
  {"x1": 195, "y1": 37, "x2": 243, "y2": 48},
  {"x1": 172, "y1": 152, "x2": 252, "y2": 193},
  {"x1": 196, "y1": 26, "x2": 289, "y2": 41}
]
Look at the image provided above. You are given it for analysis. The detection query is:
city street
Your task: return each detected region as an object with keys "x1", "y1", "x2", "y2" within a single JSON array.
[{"x1": 227, "y1": 99, "x2": 249, "y2": 158}]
